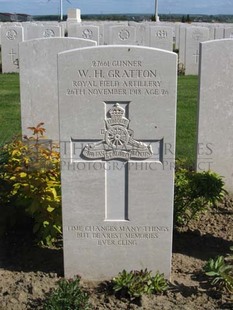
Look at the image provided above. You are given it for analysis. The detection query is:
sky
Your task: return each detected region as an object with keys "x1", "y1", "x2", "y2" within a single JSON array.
[{"x1": 0, "y1": 0, "x2": 233, "y2": 16}]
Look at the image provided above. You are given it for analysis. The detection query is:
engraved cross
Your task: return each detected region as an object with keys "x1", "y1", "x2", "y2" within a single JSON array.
[
  {"x1": 70, "y1": 102, "x2": 163, "y2": 222},
  {"x1": 193, "y1": 49, "x2": 199, "y2": 64},
  {"x1": 9, "y1": 49, "x2": 16, "y2": 63}
]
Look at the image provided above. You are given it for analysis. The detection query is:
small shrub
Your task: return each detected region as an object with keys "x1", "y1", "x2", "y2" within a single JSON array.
[
  {"x1": 0, "y1": 123, "x2": 61, "y2": 245},
  {"x1": 112, "y1": 269, "x2": 168, "y2": 299},
  {"x1": 174, "y1": 161, "x2": 226, "y2": 226},
  {"x1": 178, "y1": 62, "x2": 185, "y2": 75},
  {"x1": 44, "y1": 276, "x2": 91, "y2": 310},
  {"x1": 204, "y1": 248, "x2": 233, "y2": 293}
]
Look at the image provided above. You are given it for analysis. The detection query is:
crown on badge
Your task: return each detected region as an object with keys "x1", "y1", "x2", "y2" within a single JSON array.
[{"x1": 109, "y1": 103, "x2": 125, "y2": 118}]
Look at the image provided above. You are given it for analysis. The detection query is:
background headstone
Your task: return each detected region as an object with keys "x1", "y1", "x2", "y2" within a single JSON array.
[
  {"x1": 19, "y1": 38, "x2": 97, "y2": 142},
  {"x1": 196, "y1": 39, "x2": 233, "y2": 193},
  {"x1": 109, "y1": 25, "x2": 137, "y2": 45},
  {"x1": 149, "y1": 26, "x2": 173, "y2": 51},
  {"x1": 58, "y1": 45, "x2": 177, "y2": 280},
  {"x1": 1, "y1": 25, "x2": 23, "y2": 73},
  {"x1": 68, "y1": 24, "x2": 99, "y2": 44},
  {"x1": 185, "y1": 27, "x2": 209, "y2": 75},
  {"x1": 224, "y1": 27, "x2": 233, "y2": 38}
]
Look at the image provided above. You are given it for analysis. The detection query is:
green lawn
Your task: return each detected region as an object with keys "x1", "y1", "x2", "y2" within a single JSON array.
[
  {"x1": 0, "y1": 73, "x2": 199, "y2": 165},
  {"x1": 176, "y1": 75, "x2": 199, "y2": 166},
  {"x1": 0, "y1": 73, "x2": 21, "y2": 145}
]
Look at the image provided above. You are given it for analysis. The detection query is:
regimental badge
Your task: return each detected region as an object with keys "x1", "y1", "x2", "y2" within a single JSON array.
[{"x1": 82, "y1": 103, "x2": 153, "y2": 161}]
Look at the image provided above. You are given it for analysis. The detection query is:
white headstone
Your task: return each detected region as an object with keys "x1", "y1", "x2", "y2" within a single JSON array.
[
  {"x1": 196, "y1": 39, "x2": 233, "y2": 192},
  {"x1": 149, "y1": 26, "x2": 173, "y2": 51},
  {"x1": 214, "y1": 27, "x2": 224, "y2": 39},
  {"x1": 178, "y1": 25, "x2": 188, "y2": 67},
  {"x1": 68, "y1": 25, "x2": 99, "y2": 44},
  {"x1": 224, "y1": 27, "x2": 233, "y2": 38},
  {"x1": 109, "y1": 25, "x2": 137, "y2": 45},
  {"x1": 58, "y1": 46, "x2": 177, "y2": 280},
  {"x1": 1, "y1": 25, "x2": 23, "y2": 73},
  {"x1": 19, "y1": 38, "x2": 97, "y2": 142},
  {"x1": 185, "y1": 27, "x2": 209, "y2": 75}
]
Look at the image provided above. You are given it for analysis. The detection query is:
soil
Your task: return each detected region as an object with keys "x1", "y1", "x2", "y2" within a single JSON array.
[{"x1": 0, "y1": 197, "x2": 232, "y2": 310}]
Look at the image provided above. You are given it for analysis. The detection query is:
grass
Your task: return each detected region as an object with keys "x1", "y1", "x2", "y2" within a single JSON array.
[
  {"x1": 0, "y1": 73, "x2": 21, "y2": 145},
  {"x1": 0, "y1": 73, "x2": 199, "y2": 164},
  {"x1": 176, "y1": 75, "x2": 199, "y2": 166}
]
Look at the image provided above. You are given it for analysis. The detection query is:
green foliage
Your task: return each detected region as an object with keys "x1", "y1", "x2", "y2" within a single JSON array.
[
  {"x1": 112, "y1": 269, "x2": 168, "y2": 299},
  {"x1": 204, "y1": 248, "x2": 233, "y2": 293},
  {"x1": 174, "y1": 161, "x2": 226, "y2": 226},
  {"x1": 178, "y1": 63, "x2": 185, "y2": 76},
  {"x1": 44, "y1": 276, "x2": 91, "y2": 310},
  {"x1": 0, "y1": 123, "x2": 61, "y2": 245}
]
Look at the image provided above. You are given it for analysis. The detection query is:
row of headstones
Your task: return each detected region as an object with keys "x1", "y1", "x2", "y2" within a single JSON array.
[
  {"x1": 1, "y1": 21, "x2": 174, "y2": 73},
  {"x1": 2, "y1": 20, "x2": 233, "y2": 73},
  {"x1": 177, "y1": 24, "x2": 233, "y2": 74},
  {"x1": 18, "y1": 38, "x2": 232, "y2": 281}
]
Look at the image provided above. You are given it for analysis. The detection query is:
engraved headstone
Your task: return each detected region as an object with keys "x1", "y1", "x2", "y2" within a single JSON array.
[
  {"x1": 109, "y1": 25, "x2": 137, "y2": 45},
  {"x1": 24, "y1": 24, "x2": 62, "y2": 40},
  {"x1": 185, "y1": 27, "x2": 209, "y2": 75},
  {"x1": 178, "y1": 25, "x2": 188, "y2": 68},
  {"x1": 149, "y1": 26, "x2": 173, "y2": 51},
  {"x1": 196, "y1": 39, "x2": 233, "y2": 192},
  {"x1": 58, "y1": 46, "x2": 177, "y2": 280},
  {"x1": 1, "y1": 25, "x2": 23, "y2": 73},
  {"x1": 214, "y1": 27, "x2": 224, "y2": 39},
  {"x1": 224, "y1": 27, "x2": 233, "y2": 38},
  {"x1": 19, "y1": 38, "x2": 96, "y2": 142},
  {"x1": 68, "y1": 25, "x2": 99, "y2": 44}
]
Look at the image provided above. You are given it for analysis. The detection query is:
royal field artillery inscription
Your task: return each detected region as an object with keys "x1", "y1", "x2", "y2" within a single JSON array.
[{"x1": 58, "y1": 46, "x2": 177, "y2": 280}]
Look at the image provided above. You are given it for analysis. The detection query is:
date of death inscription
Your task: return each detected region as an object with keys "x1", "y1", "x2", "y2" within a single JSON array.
[
  {"x1": 66, "y1": 225, "x2": 170, "y2": 246},
  {"x1": 65, "y1": 59, "x2": 169, "y2": 97}
]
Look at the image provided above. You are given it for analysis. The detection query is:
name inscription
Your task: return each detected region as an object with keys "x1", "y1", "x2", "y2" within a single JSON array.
[
  {"x1": 66, "y1": 59, "x2": 169, "y2": 97},
  {"x1": 67, "y1": 225, "x2": 170, "y2": 246}
]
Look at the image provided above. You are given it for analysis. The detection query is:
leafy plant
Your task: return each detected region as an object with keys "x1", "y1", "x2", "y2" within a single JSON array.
[
  {"x1": 112, "y1": 269, "x2": 168, "y2": 299},
  {"x1": 178, "y1": 62, "x2": 185, "y2": 75},
  {"x1": 204, "y1": 248, "x2": 233, "y2": 293},
  {"x1": 44, "y1": 276, "x2": 91, "y2": 310},
  {"x1": 0, "y1": 123, "x2": 61, "y2": 245},
  {"x1": 174, "y1": 161, "x2": 227, "y2": 226}
]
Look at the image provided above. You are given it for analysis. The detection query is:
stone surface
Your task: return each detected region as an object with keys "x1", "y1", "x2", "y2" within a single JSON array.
[
  {"x1": 196, "y1": 39, "x2": 233, "y2": 192},
  {"x1": 68, "y1": 24, "x2": 99, "y2": 44},
  {"x1": 178, "y1": 25, "x2": 188, "y2": 67},
  {"x1": 214, "y1": 27, "x2": 224, "y2": 39},
  {"x1": 23, "y1": 24, "x2": 62, "y2": 40},
  {"x1": 1, "y1": 25, "x2": 23, "y2": 73},
  {"x1": 109, "y1": 25, "x2": 137, "y2": 45},
  {"x1": 149, "y1": 26, "x2": 173, "y2": 51},
  {"x1": 19, "y1": 37, "x2": 96, "y2": 142},
  {"x1": 185, "y1": 27, "x2": 209, "y2": 75},
  {"x1": 67, "y1": 8, "x2": 81, "y2": 22},
  {"x1": 58, "y1": 46, "x2": 177, "y2": 280},
  {"x1": 224, "y1": 27, "x2": 233, "y2": 38}
]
